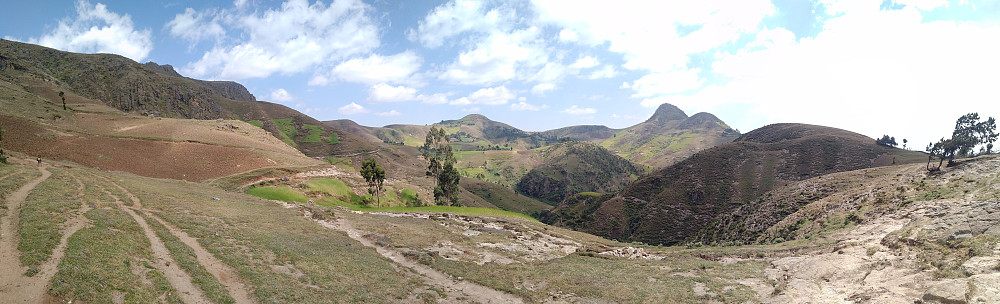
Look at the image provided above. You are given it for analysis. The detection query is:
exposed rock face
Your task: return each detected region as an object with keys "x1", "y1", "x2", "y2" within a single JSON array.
[
  {"x1": 0, "y1": 39, "x2": 256, "y2": 119},
  {"x1": 756, "y1": 157, "x2": 1000, "y2": 304}
]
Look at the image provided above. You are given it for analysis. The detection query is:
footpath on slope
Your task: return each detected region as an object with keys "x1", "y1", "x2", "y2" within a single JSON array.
[
  {"x1": 103, "y1": 178, "x2": 258, "y2": 304},
  {"x1": 275, "y1": 201, "x2": 526, "y2": 304},
  {"x1": 0, "y1": 162, "x2": 52, "y2": 303}
]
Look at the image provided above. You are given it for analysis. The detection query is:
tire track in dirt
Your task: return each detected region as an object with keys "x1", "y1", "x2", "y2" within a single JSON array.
[
  {"x1": 277, "y1": 202, "x2": 525, "y2": 304},
  {"x1": 144, "y1": 211, "x2": 258, "y2": 304},
  {"x1": 104, "y1": 188, "x2": 211, "y2": 304},
  {"x1": 29, "y1": 172, "x2": 92, "y2": 303},
  {"x1": 0, "y1": 165, "x2": 51, "y2": 303},
  {"x1": 104, "y1": 178, "x2": 257, "y2": 304}
]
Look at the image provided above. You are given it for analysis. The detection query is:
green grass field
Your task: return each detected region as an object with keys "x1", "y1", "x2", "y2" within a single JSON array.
[{"x1": 246, "y1": 186, "x2": 309, "y2": 202}]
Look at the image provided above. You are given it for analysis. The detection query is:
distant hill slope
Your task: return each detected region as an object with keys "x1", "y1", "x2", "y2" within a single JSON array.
[
  {"x1": 333, "y1": 103, "x2": 739, "y2": 171},
  {"x1": 516, "y1": 141, "x2": 644, "y2": 205},
  {"x1": 544, "y1": 123, "x2": 927, "y2": 245},
  {"x1": 0, "y1": 39, "x2": 254, "y2": 119},
  {"x1": 599, "y1": 103, "x2": 741, "y2": 169},
  {"x1": 0, "y1": 39, "x2": 377, "y2": 158}
]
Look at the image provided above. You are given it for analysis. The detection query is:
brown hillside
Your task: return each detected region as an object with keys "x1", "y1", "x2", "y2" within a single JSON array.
[{"x1": 545, "y1": 123, "x2": 926, "y2": 245}]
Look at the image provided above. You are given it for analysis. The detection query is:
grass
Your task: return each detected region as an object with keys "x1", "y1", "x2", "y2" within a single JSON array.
[
  {"x1": 117, "y1": 174, "x2": 421, "y2": 303},
  {"x1": 271, "y1": 118, "x2": 297, "y2": 147},
  {"x1": 18, "y1": 168, "x2": 81, "y2": 271},
  {"x1": 140, "y1": 210, "x2": 235, "y2": 304},
  {"x1": 247, "y1": 186, "x2": 310, "y2": 203},
  {"x1": 301, "y1": 124, "x2": 324, "y2": 143},
  {"x1": 246, "y1": 120, "x2": 263, "y2": 128},
  {"x1": 50, "y1": 207, "x2": 184, "y2": 303},
  {"x1": 327, "y1": 132, "x2": 340, "y2": 145},
  {"x1": 348, "y1": 205, "x2": 539, "y2": 221},
  {"x1": 324, "y1": 157, "x2": 353, "y2": 171},
  {"x1": 578, "y1": 192, "x2": 603, "y2": 196}
]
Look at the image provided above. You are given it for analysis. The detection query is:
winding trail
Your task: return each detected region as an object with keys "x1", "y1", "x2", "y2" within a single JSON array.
[
  {"x1": 105, "y1": 179, "x2": 257, "y2": 304},
  {"x1": 105, "y1": 189, "x2": 212, "y2": 304},
  {"x1": 0, "y1": 165, "x2": 52, "y2": 303},
  {"x1": 281, "y1": 203, "x2": 525, "y2": 304}
]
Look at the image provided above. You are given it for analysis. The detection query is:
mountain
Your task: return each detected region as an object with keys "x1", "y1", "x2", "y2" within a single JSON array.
[
  {"x1": 543, "y1": 123, "x2": 927, "y2": 245},
  {"x1": 599, "y1": 103, "x2": 741, "y2": 169},
  {"x1": 516, "y1": 141, "x2": 644, "y2": 205},
  {"x1": 0, "y1": 39, "x2": 378, "y2": 159},
  {"x1": 333, "y1": 103, "x2": 740, "y2": 171}
]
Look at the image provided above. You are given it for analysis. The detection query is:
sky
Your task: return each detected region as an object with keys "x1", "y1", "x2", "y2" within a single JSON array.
[{"x1": 2, "y1": 0, "x2": 1000, "y2": 150}]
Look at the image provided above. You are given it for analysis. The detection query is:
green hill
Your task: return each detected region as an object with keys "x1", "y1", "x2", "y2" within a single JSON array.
[{"x1": 516, "y1": 141, "x2": 644, "y2": 205}]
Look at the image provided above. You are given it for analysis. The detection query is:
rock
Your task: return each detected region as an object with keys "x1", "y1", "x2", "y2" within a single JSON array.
[
  {"x1": 211, "y1": 197, "x2": 220, "y2": 201},
  {"x1": 969, "y1": 273, "x2": 1000, "y2": 303},
  {"x1": 922, "y1": 279, "x2": 968, "y2": 304},
  {"x1": 962, "y1": 257, "x2": 1000, "y2": 276}
]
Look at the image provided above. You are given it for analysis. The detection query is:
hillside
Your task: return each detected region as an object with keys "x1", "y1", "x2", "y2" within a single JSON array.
[
  {"x1": 516, "y1": 141, "x2": 644, "y2": 204},
  {"x1": 600, "y1": 103, "x2": 741, "y2": 169},
  {"x1": 334, "y1": 103, "x2": 739, "y2": 172},
  {"x1": 544, "y1": 123, "x2": 927, "y2": 245}
]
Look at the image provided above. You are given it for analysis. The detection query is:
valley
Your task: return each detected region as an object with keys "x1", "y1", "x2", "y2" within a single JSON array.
[{"x1": 0, "y1": 39, "x2": 998, "y2": 304}]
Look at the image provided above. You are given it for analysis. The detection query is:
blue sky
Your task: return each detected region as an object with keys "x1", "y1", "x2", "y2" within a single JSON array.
[{"x1": 3, "y1": 0, "x2": 999, "y2": 149}]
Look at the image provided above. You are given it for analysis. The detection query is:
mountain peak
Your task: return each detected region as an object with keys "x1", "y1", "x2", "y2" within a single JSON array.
[
  {"x1": 461, "y1": 114, "x2": 491, "y2": 122},
  {"x1": 644, "y1": 103, "x2": 688, "y2": 124}
]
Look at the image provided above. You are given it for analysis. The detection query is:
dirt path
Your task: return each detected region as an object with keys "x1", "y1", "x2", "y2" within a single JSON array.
[
  {"x1": 278, "y1": 202, "x2": 525, "y2": 304},
  {"x1": 105, "y1": 178, "x2": 257, "y2": 304},
  {"x1": 0, "y1": 165, "x2": 52, "y2": 303},
  {"x1": 106, "y1": 189, "x2": 212, "y2": 304},
  {"x1": 144, "y1": 211, "x2": 258, "y2": 304}
]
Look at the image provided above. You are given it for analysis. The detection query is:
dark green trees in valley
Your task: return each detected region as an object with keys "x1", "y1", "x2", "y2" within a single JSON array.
[
  {"x1": 360, "y1": 157, "x2": 386, "y2": 207},
  {"x1": 423, "y1": 126, "x2": 460, "y2": 206},
  {"x1": 59, "y1": 91, "x2": 66, "y2": 110}
]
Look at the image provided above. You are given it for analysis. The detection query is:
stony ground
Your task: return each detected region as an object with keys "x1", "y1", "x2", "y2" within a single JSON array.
[{"x1": 757, "y1": 156, "x2": 1000, "y2": 304}]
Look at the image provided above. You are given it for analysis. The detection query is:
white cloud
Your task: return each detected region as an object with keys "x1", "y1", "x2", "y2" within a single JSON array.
[
  {"x1": 418, "y1": 93, "x2": 450, "y2": 104},
  {"x1": 670, "y1": 3, "x2": 1000, "y2": 151},
  {"x1": 182, "y1": 0, "x2": 379, "y2": 79},
  {"x1": 628, "y1": 69, "x2": 705, "y2": 97},
  {"x1": 166, "y1": 8, "x2": 225, "y2": 43},
  {"x1": 562, "y1": 105, "x2": 596, "y2": 115},
  {"x1": 510, "y1": 101, "x2": 546, "y2": 111},
  {"x1": 459, "y1": 86, "x2": 516, "y2": 105},
  {"x1": 557, "y1": 29, "x2": 579, "y2": 43},
  {"x1": 531, "y1": 83, "x2": 557, "y2": 95},
  {"x1": 376, "y1": 110, "x2": 402, "y2": 117},
  {"x1": 338, "y1": 102, "x2": 369, "y2": 115},
  {"x1": 569, "y1": 56, "x2": 599, "y2": 69},
  {"x1": 268, "y1": 88, "x2": 294, "y2": 102},
  {"x1": 27, "y1": 0, "x2": 152, "y2": 62},
  {"x1": 439, "y1": 27, "x2": 548, "y2": 85},
  {"x1": 409, "y1": 0, "x2": 512, "y2": 48},
  {"x1": 587, "y1": 65, "x2": 621, "y2": 79},
  {"x1": 312, "y1": 51, "x2": 422, "y2": 86},
  {"x1": 368, "y1": 83, "x2": 418, "y2": 103}
]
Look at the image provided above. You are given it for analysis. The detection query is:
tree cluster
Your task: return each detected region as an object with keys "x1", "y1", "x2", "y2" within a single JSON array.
[
  {"x1": 926, "y1": 113, "x2": 998, "y2": 171},
  {"x1": 875, "y1": 135, "x2": 897, "y2": 147},
  {"x1": 423, "y1": 126, "x2": 461, "y2": 206},
  {"x1": 360, "y1": 157, "x2": 385, "y2": 207}
]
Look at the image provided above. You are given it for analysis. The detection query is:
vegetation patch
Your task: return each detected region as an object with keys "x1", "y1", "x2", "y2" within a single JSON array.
[
  {"x1": 50, "y1": 207, "x2": 184, "y2": 303},
  {"x1": 18, "y1": 168, "x2": 80, "y2": 270},
  {"x1": 246, "y1": 120, "x2": 263, "y2": 128},
  {"x1": 271, "y1": 118, "x2": 297, "y2": 147},
  {"x1": 247, "y1": 186, "x2": 309, "y2": 203},
  {"x1": 300, "y1": 124, "x2": 324, "y2": 143},
  {"x1": 140, "y1": 211, "x2": 235, "y2": 304}
]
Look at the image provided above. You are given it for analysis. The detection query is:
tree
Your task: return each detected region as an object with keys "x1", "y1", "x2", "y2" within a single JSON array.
[
  {"x1": 926, "y1": 113, "x2": 998, "y2": 170},
  {"x1": 59, "y1": 91, "x2": 66, "y2": 111},
  {"x1": 360, "y1": 157, "x2": 385, "y2": 207},
  {"x1": 423, "y1": 126, "x2": 460, "y2": 206},
  {"x1": 902, "y1": 138, "x2": 908, "y2": 150},
  {"x1": 875, "y1": 135, "x2": 898, "y2": 147}
]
